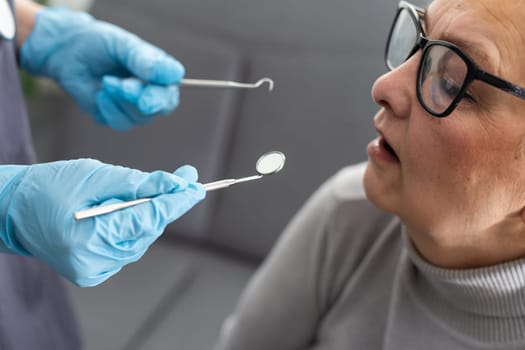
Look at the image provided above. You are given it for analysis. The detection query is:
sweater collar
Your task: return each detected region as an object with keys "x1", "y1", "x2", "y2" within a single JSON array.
[{"x1": 402, "y1": 228, "x2": 525, "y2": 344}]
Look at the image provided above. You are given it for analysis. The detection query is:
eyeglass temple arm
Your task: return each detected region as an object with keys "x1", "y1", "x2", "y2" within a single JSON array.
[{"x1": 476, "y1": 70, "x2": 525, "y2": 100}]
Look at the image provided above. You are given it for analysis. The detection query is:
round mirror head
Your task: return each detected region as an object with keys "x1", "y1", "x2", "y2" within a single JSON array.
[{"x1": 256, "y1": 151, "x2": 286, "y2": 175}]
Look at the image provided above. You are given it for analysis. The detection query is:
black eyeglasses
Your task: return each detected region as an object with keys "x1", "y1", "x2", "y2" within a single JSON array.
[{"x1": 385, "y1": 0, "x2": 525, "y2": 117}]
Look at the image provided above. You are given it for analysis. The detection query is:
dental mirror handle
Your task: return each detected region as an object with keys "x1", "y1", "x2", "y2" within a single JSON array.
[
  {"x1": 200, "y1": 175, "x2": 262, "y2": 191},
  {"x1": 73, "y1": 198, "x2": 151, "y2": 220},
  {"x1": 73, "y1": 175, "x2": 263, "y2": 220}
]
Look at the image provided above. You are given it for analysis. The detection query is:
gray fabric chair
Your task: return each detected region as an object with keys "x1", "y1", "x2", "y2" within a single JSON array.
[{"x1": 27, "y1": 0, "x2": 425, "y2": 349}]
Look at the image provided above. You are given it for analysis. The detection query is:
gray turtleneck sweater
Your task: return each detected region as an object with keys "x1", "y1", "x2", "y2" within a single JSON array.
[{"x1": 214, "y1": 163, "x2": 525, "y2": 350}]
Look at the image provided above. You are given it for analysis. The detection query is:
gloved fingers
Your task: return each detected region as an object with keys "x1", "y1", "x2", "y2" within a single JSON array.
[
  {"x1": 105, "y1": 182, "x2": 205, "y2": 243},
  {"x1": 96, "y1": 88, "x2": 143, "y2": 130},
  {"x1": 138, "y1": 84, "x2": 180, "y2": 115},
  {"x1": 73, "y1": 266, "x2": 122, "y2": 288},
  {"x1": 149, "y1": 182, "x2": 206, "y2": 224},
  {"x1": 135, "y1": 170, "x2": 190, "y2": 199},
  {"x1": 69, "y1": 241, "x2": 149, "y2": 287},
  {"x1": 173, "y1": 165, "x2": 199, "y2": 183},
  {"x1": 113, "y1": 34, "x2": 185, "y2": 85},
  {"x1": 61, "y1": 76, "x2": 101, "y2": 118},
  {"x1": 78, "y1": 162, "x2": 189, "y2": 203},
  {"x1": 54, "y1": 238, "x2": 126, "y2": 287},
  {"x1": 67, "y1": 223, "x2": 152, "y2": 287},
  {"x1": 98, "y1": 76, "x2": 179, "y2": 128},
  {"x1": 103, "y1": 76, "x2": 180, "y2": 114},
  {"x1": 95, "y1": 203, "x2": 160, "y2": 246},
  {"x1": 102, "y1": 76, "x2": 143, "y2": 104}
]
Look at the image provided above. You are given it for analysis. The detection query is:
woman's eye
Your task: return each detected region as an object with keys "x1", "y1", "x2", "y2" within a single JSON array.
[
  {"x1": 439, "y1": 76, "x2": 461, "y2": 98},
  {"x1": 438, "y1": 77, "x2": 478, "y2": 107},
  {"x1": 426, "y1": 76, "x2": 462, "y2": 110}
]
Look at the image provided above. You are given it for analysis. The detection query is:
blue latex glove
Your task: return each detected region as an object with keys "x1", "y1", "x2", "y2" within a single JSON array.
[
  {"x1": 0, "y1": 159, "x2": 205, "y2": 287},
  {"x1": 21, "y1": 7, "x2": 184, "y2": 131}
]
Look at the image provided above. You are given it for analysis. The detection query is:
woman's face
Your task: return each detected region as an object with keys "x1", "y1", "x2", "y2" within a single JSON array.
[{"x1": 364, "y1": 0, "x2": 525, "y2": 264}]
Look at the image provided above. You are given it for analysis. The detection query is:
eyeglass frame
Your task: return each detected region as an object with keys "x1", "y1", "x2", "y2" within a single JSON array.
[{"x1": 385, "y1": 0, "x2": 525, "y2": 117}]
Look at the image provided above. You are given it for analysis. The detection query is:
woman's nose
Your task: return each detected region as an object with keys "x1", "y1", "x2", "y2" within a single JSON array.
[{"x1": 371, "y1": 56, "x2": 419, "y2": 119}]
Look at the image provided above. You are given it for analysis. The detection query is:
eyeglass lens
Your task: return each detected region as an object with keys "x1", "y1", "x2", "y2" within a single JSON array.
[
  {"x1": 387, "y1": 7, "x2": 469, "y2": 115},
  {"x1": 419, "y1": 45, "x2": 468, "y2": 114},
  {"x1": 387, "y1": 10, "x2": 418, "y2": 69}
]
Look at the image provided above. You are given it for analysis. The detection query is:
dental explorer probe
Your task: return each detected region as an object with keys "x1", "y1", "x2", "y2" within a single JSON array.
[
  {"x1": 180, "y1": 78, "x2": 274, "y2": 91},
  {"x1": 73, "y1": 151, "x2": 285, "y2": 220}
]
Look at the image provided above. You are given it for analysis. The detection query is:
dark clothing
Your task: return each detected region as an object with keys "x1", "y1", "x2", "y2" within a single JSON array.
[
  {"x1": 0, "y1": 1, "x2": 82, "y2": 348},
  {"x1": 1, "y1": 2, "x2": 36, "y2": 164}
]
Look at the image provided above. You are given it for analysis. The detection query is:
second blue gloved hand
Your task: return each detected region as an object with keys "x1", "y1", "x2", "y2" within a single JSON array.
[
  {"x1": 21, "y1": 7, "x2": 184, "y2": 131},
  {"x1": 0, "y1": 159, "x2": 205, "y2": 287}
]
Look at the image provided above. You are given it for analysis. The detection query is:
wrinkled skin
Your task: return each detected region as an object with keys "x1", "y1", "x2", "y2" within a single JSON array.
[{"x1": 364, "y1": 0, "x2": 525, "y2": 268}]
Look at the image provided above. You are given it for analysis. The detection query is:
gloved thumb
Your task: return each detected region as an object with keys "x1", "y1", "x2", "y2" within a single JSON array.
[
  {"x1": 152, "y1": 165, "x2": 204, "y2": 224},
  {"x1": 134, "y1": 165, "x2": 200, "y2": 199},
  {"x1": 173, "y1": 165, "x2": 199, "y2": 183},
  {"x1": 134, "y1": 170, "x2": 189, "y2": 199},
  {"x1": 130, "y1": 166, "x2": 204, "y2": 225}
]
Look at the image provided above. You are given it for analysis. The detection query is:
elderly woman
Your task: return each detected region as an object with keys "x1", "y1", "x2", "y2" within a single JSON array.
[{"x1": 214, "y1": 0, "x2": 525, "y2": 349}]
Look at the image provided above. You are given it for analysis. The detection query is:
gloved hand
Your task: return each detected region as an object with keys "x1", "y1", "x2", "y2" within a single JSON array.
[
  {"x1": 0, "y1": 159, "x2": 205, "y2": 287},
  {"x1": 21, "y1": 7, "x2": 184, "y2": 131}
]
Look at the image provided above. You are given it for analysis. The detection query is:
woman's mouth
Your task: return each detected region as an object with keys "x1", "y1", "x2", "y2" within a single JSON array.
[
  {"x1": 367, "y1": 134, "x2": 400, "y2": 163},
  {"x1": 380, "y1": 137, "x2": 399, "y2": 160}
]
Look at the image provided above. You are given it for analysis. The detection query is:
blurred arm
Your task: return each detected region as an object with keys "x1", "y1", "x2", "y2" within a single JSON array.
[{"x1": 15, "y1": 0, "x2": 43, "y2": 48}]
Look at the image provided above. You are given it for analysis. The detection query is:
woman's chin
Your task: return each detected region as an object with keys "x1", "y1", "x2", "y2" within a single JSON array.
[{"x1": 363, "y1": 161, "x2": 401, "y2": 214}]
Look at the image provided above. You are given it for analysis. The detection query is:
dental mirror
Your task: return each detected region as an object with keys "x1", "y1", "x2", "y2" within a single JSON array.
[
  {"x1": 255, "y1": 151, "x2": 286, "y2": 175},
  {"x1": 73, "y1": 151, "x2": 286, "y2": 220},
  {"x1": 203, "y1": 151, "x2": 286, "y2": 191}
]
